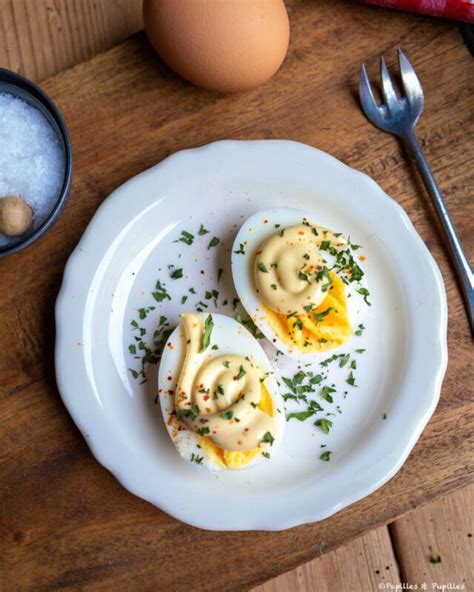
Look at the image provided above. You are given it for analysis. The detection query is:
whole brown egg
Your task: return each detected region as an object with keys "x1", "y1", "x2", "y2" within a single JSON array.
[{"x1": 143, "y1": 0, "x2": 290, "y2": 93}]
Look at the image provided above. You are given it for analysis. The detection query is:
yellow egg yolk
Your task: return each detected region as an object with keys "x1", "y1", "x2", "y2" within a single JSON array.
[{"x1": 263, "y1": 272, "x2": 352, "y2": 352}]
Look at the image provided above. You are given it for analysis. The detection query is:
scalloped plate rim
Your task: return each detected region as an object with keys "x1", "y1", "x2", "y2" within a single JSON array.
[{"x1": 55, "y1": 139, "x2": 448, "y2": 531}]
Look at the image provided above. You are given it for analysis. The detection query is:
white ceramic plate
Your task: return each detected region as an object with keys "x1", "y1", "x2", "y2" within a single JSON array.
[{"x1": 55, "y1": 140, "x2": 447, "y2": 531}]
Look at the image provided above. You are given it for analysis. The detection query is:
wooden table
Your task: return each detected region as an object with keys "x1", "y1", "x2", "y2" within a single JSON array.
[{"x1": 1, "y1": 1, "x2": 473, "y2": 590}]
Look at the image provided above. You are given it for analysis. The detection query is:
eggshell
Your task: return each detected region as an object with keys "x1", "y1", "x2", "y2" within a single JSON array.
[{"x1": 143, "y1": 0, "x2": 290, "y2": 93}]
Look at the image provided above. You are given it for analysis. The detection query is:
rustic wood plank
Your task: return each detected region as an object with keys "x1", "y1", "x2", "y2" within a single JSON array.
[
  {"x1": 257, "y1": 484, "x2": 474, "y2": 592},
  {"x1": 0, "y1": 382, "x2": 470, "y2": 591},
  {"x1": 390, "y1": 484, "x2": 474, "y2": 589},
  {"x1": 0, "y1": 1, "x2": 473, "y2": 590},
  {"x1": 0, "y1": 0, "x2": 142, "y2": 81},
  {"x1": 253, "y1": 526, "x2": 400, "y2": 592}
]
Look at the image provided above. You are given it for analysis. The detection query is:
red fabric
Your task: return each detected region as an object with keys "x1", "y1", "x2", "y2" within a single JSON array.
[{"x1": 362, "y1": 0, "x2": 474, "y2": 22}]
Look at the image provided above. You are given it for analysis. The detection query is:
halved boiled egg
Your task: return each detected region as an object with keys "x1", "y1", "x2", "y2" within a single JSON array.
[
  {"x1": 231, "y1": 208, "x2": 369, "y2": 361},
  {"x1": 158, "y1": 312, "x2": 285, "y2": 471}
]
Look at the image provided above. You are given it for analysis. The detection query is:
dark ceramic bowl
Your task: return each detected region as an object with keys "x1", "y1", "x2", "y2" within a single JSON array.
[{"x1": 0, "y1": 68, "x2": 72, "y2": 257}]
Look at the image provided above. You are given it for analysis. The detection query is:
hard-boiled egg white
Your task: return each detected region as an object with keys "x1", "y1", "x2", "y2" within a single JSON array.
[
  {"x1": 231, "y1": 208, "x2": 370, "y2": 362},
  {"x1": 158, "y1": 312, "x2": 285, "y2": 471}
]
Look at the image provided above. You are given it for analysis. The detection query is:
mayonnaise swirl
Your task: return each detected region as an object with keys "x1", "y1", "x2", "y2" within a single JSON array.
[
  {"x1": 254, "y1": 224, "x2": 347, "y2": 315},
  {"x1": 175, "y1": 313, "x2": 277, "y2": 451}
]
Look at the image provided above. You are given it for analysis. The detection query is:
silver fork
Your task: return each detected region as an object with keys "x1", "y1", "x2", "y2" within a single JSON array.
[{"x1": 359, "y1": 48, "x2": 474, "y2": 333}]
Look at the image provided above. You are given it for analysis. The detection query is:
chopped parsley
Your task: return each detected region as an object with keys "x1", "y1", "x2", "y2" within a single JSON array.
[
  {"x1": 207, "y1": 236, "x2": 220, "y2": 249},
  {"x1": 198, "y1": 224, "x2": 209, "y2": 235},
  {"x1": 346, "y1": 371, "x2": 357, "y2": 386},
  {"x1": 298, "y1": 270, "x2": 310, "y2": 282},
  {"x1": 287, "y1": 400, "x2": 323, "y2": 422},
  {"x1": 221, "y1": 410, "x2": 233, "y2": 420},
  {"x1": 170, "y1": 267, "x2": 183, "y2": 279},
  {"x1": 258, "y1": 262, "x2": 269, "y2": 273},
  {"x1": 357, "y1": 287, "x2": 372, "y2": 306},
  {"x1": 319, "y1": 240, "x2": 331, "y2": 251},
  {"x1": 152, "y1": 279, "x2": 171, "y2": 302},
  {"x1": 178, "y1": 404, "x2": 199, "y2": 421},
  {"x1": 234, "y1": 243, "x2": 246, "y2": 255},
  {"x1": 190, "y1": 453, "x2": 204, "y2": 465},
  {"x1": 321, "y1": 354, "x2": 339, "y2": 367},
  {"x1": 315, "y1": 266, "x2": 332, "y2": 292},
  {"x1": 332, "y1": 247, "x2": 364, "y2": 283},
  {"x1": 313, "y1": 307, "x2": 333, "y2": 323},
  {"x1": 293, "y1": 371, "x2": 306, "y2": 385},
  {"x1": 234, "y1": 311, "x2": 265, "y2": 339},
  {"x1": 262, "y1": 431, "x2": 274, "y2": 446},
  {"x1": 137, "y1": 306, "x2": 155, "y2": 320},
  {"x1": 177, "y1": 230, "x2": 194, "y2": 245},
  {"x1": 128, "y1": 315, "x2": 171, "y2": 382},
  {"x1": 236, "y1": 365, "x2": 246, "y2": 380},
  {"x1": 199, "y1": 314, "x2": 214, "y2": 352},
  {"x1": 321, "y1": 386, "x2": 336, "y2": 403},
  {"x1": 339, "y1": 353, "x2": 350, "y2": 368},
  {"x1": 287, "y1": 410, "x2": 315, "y2": 422},
  {"x1": 314, "y1": 418, "x2": 333, "y2": 434},
  {"x1": 319, "y1": 451, "x2": 332, "y2": 461},
  {"x1": 282, "y1": 371, "x2": 323, "y2": 405},
  {"x1": 428, "y1": 546, "x2": 441, "y2": 564}
]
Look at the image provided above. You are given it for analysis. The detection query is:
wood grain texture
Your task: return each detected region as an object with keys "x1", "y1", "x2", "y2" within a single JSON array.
[
  {"x1": 254, "y1": 526, "x2": 400, "y2": 591},
  {"x1": 0, "y1": 0, "x2": 142, "y2": 81},
  {"x1": 256, "y1": 485, "x2": 474, "y2": 592},
  {"x1": 390, "y1": 485, "x2": 474, "y2": 589},
  {"x1": 0, "y1": 1, "x2": 473, "y2": 590}
]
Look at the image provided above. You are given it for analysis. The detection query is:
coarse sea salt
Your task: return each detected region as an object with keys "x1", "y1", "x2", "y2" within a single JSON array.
[{"x1": 0, "y1": 92, "x2": 65, "y2": 246}]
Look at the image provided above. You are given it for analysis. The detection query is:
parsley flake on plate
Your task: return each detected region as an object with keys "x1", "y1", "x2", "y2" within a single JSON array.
[
  {"x1": 177, "y1": 230, "x2": 194, "y2": 245},
  {"x1": 207, "y1": 236, "x2": 220, "y2": 249},
  {"x1": 314, "y1": 418, "x2": 333, "y2": 434}
]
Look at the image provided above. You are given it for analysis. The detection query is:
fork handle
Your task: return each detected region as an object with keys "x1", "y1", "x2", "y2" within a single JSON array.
[{"x1": 402, "y1": 130, "x2": 474, "y2": 334}]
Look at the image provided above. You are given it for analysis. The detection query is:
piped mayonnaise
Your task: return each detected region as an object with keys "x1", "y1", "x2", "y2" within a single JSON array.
[
  {"x1": 254, "y1": 223, "x2": 348, "y2": 315},
  {"x1": 175, "y1": 313, "x2": 277, "y2": 451}
]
